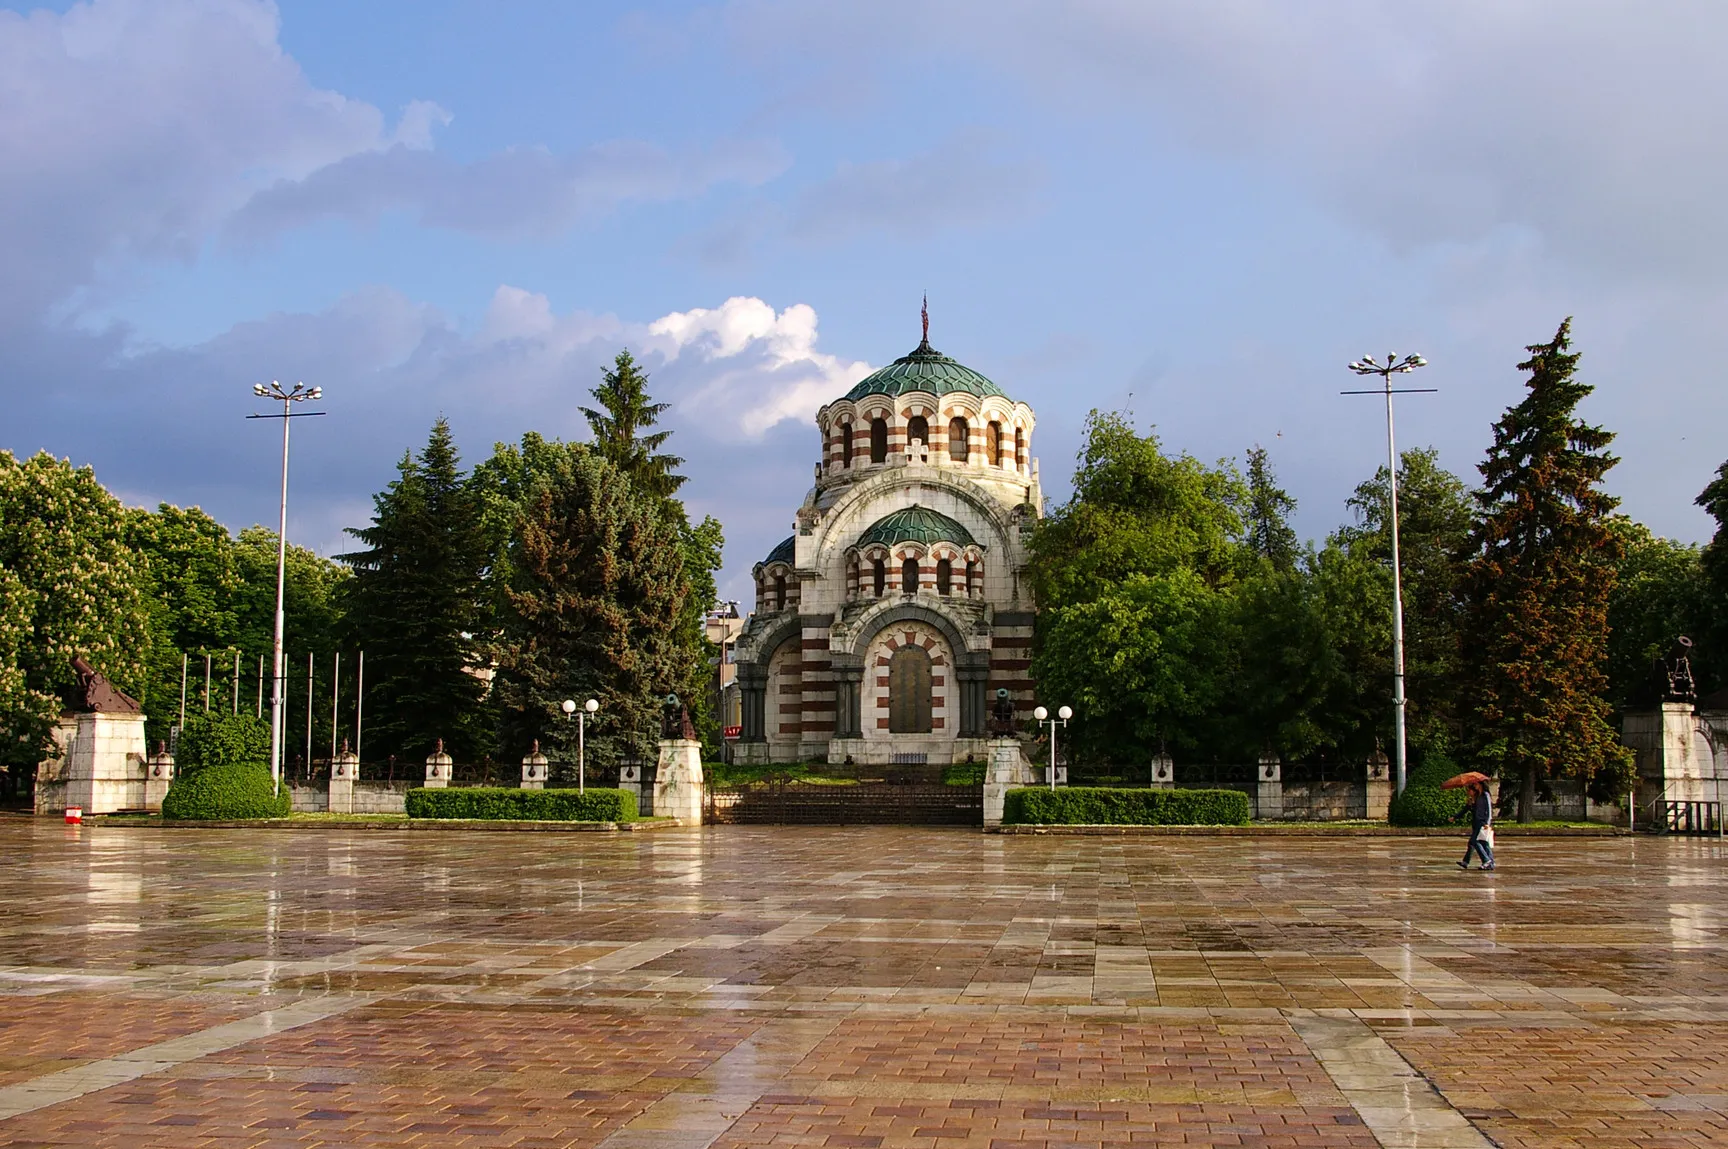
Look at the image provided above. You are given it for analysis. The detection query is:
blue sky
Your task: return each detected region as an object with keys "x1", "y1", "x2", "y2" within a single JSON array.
[{"x1": 4, "y1": 0, "x2": 1725, "y2": 604}]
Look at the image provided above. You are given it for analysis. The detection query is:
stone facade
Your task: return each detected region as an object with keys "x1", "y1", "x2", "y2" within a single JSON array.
[
  {"x1": 34, "y1": 712, "x2": 149, "y2": 815},
  {"x1": 733, "y1": 325, "x2": 1042, "y2": 766}
]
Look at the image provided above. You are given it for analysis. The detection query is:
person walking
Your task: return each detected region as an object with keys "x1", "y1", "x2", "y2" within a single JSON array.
[{"x1": 1458, "y1": 780, "x2": 1495, "y2": 870}]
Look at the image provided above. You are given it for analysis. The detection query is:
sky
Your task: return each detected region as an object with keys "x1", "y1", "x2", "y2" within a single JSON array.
[{"x1": 4, "y1": 0, "x2": 1726, "y2": 605}]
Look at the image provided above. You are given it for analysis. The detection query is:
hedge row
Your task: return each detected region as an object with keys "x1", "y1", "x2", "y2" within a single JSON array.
[
  {"x1": 1388, "y1": 756, "x2": 1471, "y2": 827},
  {"x1": 405, "y1": 787, "x2": 638, "y2": 822},
  {"x1": 1003, "y1": 787, "x2": 1251, "y2": 826},
  {"x1": 162, "y1": 762, "x2": 291, "y2": 820}
]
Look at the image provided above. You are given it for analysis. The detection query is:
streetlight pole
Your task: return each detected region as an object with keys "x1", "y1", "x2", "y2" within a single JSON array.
[
  {"x1": 248, "y1": 381, "x2": 324, "y2": 795},
  {"x1": 561, "y1": 698, "x2": 600, "y2": 793},
  {"x1": 1033, "y1": 704, "x2": 1072, "y2": 790},
  {"x1": 1344, "y1": 354, "x2": 1433, "y2": 796}
]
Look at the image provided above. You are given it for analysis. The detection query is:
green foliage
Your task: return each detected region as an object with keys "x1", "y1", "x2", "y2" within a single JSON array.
[
  {"x1": 582, "y1": 350, "x2": 686, "y2": 498},
  {"x1": 341, "y1": 418, "x2": 491, "y2": 762},
  {"x1": 1388, "y1": 755, "x2": 1470, "y2": 827},
  {"x1": 1461, "y1": 320, "x2": 1634, "y2": 818},
  {"x1": 0, "y1": 451, "x2": 152, "y2": 780},
  {"x1": 1244, "y1": 445, "x2": 1298, "y2": 573},
  {"x1": 1002, "y1": 787, "x2": 1251, "y2": 826},
  {"x1": 942, "y1": 760, "x2": 985, "y2": 785},
  {"x1": 405, "y1": 786, "x2": 637, "y2": 821},
  {"x1": 175, "y1": 713, "x2": 270, "y2": 778},
  {"x1": 1604, "y1": 520, "x2": 1704, "y2": 709},
  {"x1": 1696, "y1": 460, "x2": 1728, "y2": 694},
  {"x1": 161, "y1": 761, "x2": 291, "y2": 820}
]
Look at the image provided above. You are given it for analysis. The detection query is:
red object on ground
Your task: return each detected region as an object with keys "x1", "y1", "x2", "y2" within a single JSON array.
[{"x1": 64, "y1": 807, "x2": 83, "y2": 825}]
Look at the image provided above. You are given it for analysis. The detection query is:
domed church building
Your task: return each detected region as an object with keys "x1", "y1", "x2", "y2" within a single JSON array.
[{"x1": 732, "y1": 309, "x2": 1042, "y2": 765}]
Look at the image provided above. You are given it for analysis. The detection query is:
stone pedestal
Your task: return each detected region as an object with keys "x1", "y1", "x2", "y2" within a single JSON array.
[
  {"x1": 654, "y1": 738, "x2": 704, "y2": 824},
  {"x1": 1625, "y1": 702, "x2": 1716, "y2": 805},
  {"x1": 521, "y1": 742, "x2": 548, "y2": 790},
  {"x1": 329, "y1": 744, "x2": 359, "y2": 814},
  {"x1": 1364, "y1": 748, "x2": 1391, "y2": 821},
  {"x1": 1150, "y1": 752, "x2": 1174, "y2": 790},
  {"x1": 144, "y1": 744, "x2": 175, "y2": 812},
  {"x1": 983, "y1": 738, "x2": 1035, "y2": 826},
  {"x1": 424, "y1": 741, "x2": 453, "y2": 789},
  {"x1": 618, "y1": 762, "x2": 642, "y2": 808},
  {"x1": 35, "y1": 711, "x2": 148, "y2": 815},
  {"x1": 1256, "y1": 752, "x2": 1283, "y2": 821}
]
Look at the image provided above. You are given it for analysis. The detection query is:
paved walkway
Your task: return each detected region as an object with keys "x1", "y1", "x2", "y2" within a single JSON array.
[{"x1": 0, "y1": 822, "x2": 1724, "y2": 1147}]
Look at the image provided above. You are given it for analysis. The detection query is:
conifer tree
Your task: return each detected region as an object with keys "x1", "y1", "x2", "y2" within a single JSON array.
[
  {"x1": 1461, "y1": 320, "x2": 1631, "y2": 820},
  {"x1": 341, "y1": 418, "x2": 490, "y2": 762},
  {"x1": 1244, "y1": 445, "x2": 1298, "y2": 573},
  {"x1": 1695, "y1": 460, "x2": 1728, "y2": 692},
  {"x1": 581, "y1": 350, "x2": 685, "y2": 498}
]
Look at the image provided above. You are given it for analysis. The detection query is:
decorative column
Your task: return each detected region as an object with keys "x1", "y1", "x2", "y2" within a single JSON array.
[
  {"x1": 424, "y1": 738, "x2": 453, "y2": 789},
  {"x1": 1364, "y1": 745, "x2": 1391, "y2": 821},
  {"x1": 1256, "y1": 751, "x2": 1283, "y2": 821},
  {"x1": 956, "y1": 656, "x2": 990, "y2": 738},
  {"x1": 144, "y1": 742, "x2": 175, "y2": 812},
  {"x1": 618, "y1": 759, "x2": 642, "y2": 808},
  {"x1": 521, "y1": 740, "x2": 548, "y2": 790},
  {"x1": 1150, "y1": 749, "x2": 1174, "y2": 790},
  {"x1": 330, "y1": 739, "x2": 358, "y2": 814}
]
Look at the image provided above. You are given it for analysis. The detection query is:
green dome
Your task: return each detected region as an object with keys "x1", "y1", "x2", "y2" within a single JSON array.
[
  {"x1": 856, "y1": 505, "x2": 976, "y2": 550},
  {"x1": 762, "y1": 535, "x2": 795, "y2": 566},
  {"x1": 843, "y1": 339, "x2": 1006, "y2": 402}
]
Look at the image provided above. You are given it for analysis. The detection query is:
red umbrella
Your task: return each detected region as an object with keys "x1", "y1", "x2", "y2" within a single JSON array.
[{"x1": 1441, "y1": 771, "x2": 1491, "y2": 790}]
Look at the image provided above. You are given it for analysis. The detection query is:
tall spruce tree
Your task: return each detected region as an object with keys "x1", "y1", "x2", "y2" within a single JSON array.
[
  {"x1": 341, "y1": 419, "x2": 490, "y2": 762},
  {"x1": 492, "y1": 446, "x2": 693, "y2": 768},
  {"x1": 1243, "y1": 445, "x2": 1298, "y2": 573},
  {"x1": 582, "y1": 350, "x2": 685, "y2": 498},
  {"x1": 1462, "y1": 320, "x2": 1632, "y2": 820}
]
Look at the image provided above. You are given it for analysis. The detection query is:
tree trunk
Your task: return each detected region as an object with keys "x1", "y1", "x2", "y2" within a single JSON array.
[{"x1": 1519, "y1": 766, "x2": 1537, "y2": 824}]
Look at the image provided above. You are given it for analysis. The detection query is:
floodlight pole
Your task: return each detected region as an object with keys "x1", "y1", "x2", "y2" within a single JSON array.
[
  {"x1": 248, "y1": 381, "x2": 325, "y2": 795},
  {"x1": 1344, "y1": 354, "x2": 1433, "y2": 796}
]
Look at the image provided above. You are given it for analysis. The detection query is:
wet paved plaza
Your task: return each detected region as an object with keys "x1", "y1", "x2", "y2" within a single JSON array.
[{"x1": 2, "y1": 823, "x2": 1727, "y2": 1147}]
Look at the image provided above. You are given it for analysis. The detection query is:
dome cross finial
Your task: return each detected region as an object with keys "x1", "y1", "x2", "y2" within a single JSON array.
[{"x1": 921, "y1": 293, "x2": 929, "y2": 344}]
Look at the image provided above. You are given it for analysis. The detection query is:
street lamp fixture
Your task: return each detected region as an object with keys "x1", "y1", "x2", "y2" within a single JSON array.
[
  {"x1": 1343, "y1": 353, "x2": 1434, "y2": 796},
  {"x1": 246, "y1": 380, "x2": 325, "y2": 795},
  {"x1": 562, "y1": 698, "x2": 600, "y2": 793},
  {"x1": 1033, "y1": 704, "x2": 1072, "y2": 791}
]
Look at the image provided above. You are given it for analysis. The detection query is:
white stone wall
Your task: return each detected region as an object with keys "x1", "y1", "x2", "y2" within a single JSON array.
[{"x1": 35, "y1": 712, "x2": 148, "y2": 814}]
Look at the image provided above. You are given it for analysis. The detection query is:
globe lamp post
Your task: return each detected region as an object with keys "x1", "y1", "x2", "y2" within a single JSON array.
[
  {"x1": 1033, "y1": 704, "x2": 1072, "y2": 790},
  {"x1": 561, "y1": 698, "x2": 600, "y2": 792}
]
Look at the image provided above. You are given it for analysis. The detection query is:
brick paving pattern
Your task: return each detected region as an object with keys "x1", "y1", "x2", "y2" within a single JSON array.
[{"x1": 0, "y1": 822, "x2": 1725, "y2": 1145}]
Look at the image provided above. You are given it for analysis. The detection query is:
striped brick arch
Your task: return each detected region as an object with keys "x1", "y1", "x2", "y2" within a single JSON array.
[{"x1": 864, "y1": 625, "x2": 952, "y2": 740}]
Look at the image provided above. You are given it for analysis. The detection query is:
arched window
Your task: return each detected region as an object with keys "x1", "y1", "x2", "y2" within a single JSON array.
[
  {"x1": 1015, "y1": 426, "x2": 1025, "y2": 470},
  {"x1": 907, "y1": 414, "x2": 928, "y2": 446},
  {"x1": 870, "y1": 418, "x2": 888, "y2": 464},
  {"x1": 774, "y1": 573, "x2": 787, "y2": 611},
  {"x1": 901, "y1": 557, "x2": 919, "y2": 593},
  {"x1": 965, "y1": 560, "x2": 977, "y2": 596},
  {"x1": 846, "y1": 557, "x2": 859, "y2": 600},
  {"x1": 948, "y1": 417, "x2": 969, "y2": 462},
  {"x1": 838, "y1": 420, "x2": 852, "y2": 468},
  {"x1": 888, "y1": 645, "x2": 933, "y2": 734},
  {"x1": 988, "y1": 422, "x2": 1002, "y2": 466},
  {"x1": 936, "y1": 558, "x2": 952, "y2": 596},
  {"x1": 872, "y1": 558, "x2": 886, "y2": 597}
]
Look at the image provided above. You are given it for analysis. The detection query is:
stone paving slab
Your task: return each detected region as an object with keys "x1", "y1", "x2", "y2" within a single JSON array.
[{"x1": 0, "y1": 822, "x2": 1725, "y2": 1146}]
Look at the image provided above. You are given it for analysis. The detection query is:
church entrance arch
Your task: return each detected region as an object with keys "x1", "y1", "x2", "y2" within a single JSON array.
[{"x1": 888, "y1": 645, "x2": 933, "y2": 733}]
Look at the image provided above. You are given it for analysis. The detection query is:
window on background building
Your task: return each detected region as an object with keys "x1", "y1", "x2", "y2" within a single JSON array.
[
  {"x1": 936, "y1": 558, "x2": 952, "y2": 596},
  {"x1": 872, "y1": 558, "x2": 886, "y2": 596},
  {"x1": 1015, "y1": 426, "x2": 1025, "y2": 469},
  {"x1": 888, "y1": 645, "x2": 934, "y2": 734},
  {"x1": 774, "y1": 573, "x2": 786, "y2": 611},
  {"x1": 870, "y1": 418, "x2": 888, "y2": 463},
  {"x1": 988, "y1": 422, "x2": 1002, "y2": 466},
  {"x1": 902, "y1": 557, "x2": 919, "y2": 593},
  {"x1": 965, "y1": 560, "x2": 977, "y2": 595},
  {"x1": 948, "y1": 417, "x2": 969, "y2": 462},
  {"x1": 839, "y1": 421, "x2": 852, "y2": 468},
  {"x1": 907, "y1": 415, "x2": 928, "y2": 446}
]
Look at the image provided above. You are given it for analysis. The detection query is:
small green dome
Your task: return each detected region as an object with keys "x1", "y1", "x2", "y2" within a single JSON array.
[
  {"x1": 856, "y1": 505, "x2": 976, "y2": 550},
  {"x1": 762, "y1": 535, "x2": 795, "y2": 566},
  {"x1": 843, "y1": 339, "x2": 1006, "y2": 403}
]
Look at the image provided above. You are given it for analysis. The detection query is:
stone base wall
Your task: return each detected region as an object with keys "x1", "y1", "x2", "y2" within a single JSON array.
[
  {"x1": 290, "y1": 781, "x2": 411, "y2": 814},
  {"x1": 34, "y1": 712, "x2": 148, "y2": 814}
]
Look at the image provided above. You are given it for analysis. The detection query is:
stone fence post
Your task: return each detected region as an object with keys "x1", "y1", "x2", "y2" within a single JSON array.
[
  {"x1": 424, "y1": 739, "x2": 452, "y2": 789},
  {"x1": 330, "y1": 740, "x2": 358, "y2": 813},
  {"x1": 1256, "y1": 751, "x2": 1283, "y2": 820},
  {"x1": 521, "y1": 741, "x2": 548, "y2": 790},
  {"x1": 144, "y1": 742, "x2": 174, "y2": 812},
  {"x1": 1365, "y1": 746, "x2": 1391, "y2": 821},
  {"x1": 1150, "y1": 751, "x2": 1174, "y2": 790}
]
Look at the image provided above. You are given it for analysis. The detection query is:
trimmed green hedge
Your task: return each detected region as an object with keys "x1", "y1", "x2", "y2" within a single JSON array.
[
  {"x1": 175, "y1": 713, "x2": 270, "y2": 778},
  {"x1": 161, "y1": 761, "x2": 291, "y2": 820},
  {"x1": 405, "y1": 787, "x2": 638, "y2": 822},
  {"x1": 1003, "y1": 787, "x2": 1251, "y2": 826},
  {"x1": 1388, "y1": 756, "x2": 1471, "y2": 827}
]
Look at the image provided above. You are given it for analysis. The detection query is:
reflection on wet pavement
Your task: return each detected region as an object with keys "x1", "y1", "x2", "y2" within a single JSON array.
[{"x1": 0, "y1": 822, "x2": 1723, "y2": 1145}]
